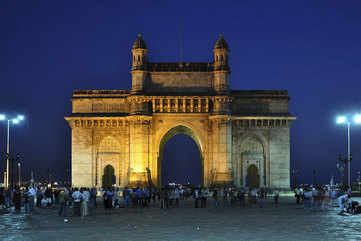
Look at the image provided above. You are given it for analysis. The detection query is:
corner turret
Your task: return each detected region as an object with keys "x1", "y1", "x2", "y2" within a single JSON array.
[
  {"x1": 131, "y1": 33, "x2": 148, "y2": 93},
  {"x1": 213, "y1": 33, "x2": 230, "y2": 94}
]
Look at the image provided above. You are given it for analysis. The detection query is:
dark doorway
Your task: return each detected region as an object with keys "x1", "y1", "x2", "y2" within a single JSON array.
[
  {"x1": 102, "y1": 164, "x2": 115, "y2": 188},
  {"x1": 247, "y1": 164, "x2": 260, "y2": 189},
  {"x1": 161, "y1": 134, "x2": 201, "y2": 186}
]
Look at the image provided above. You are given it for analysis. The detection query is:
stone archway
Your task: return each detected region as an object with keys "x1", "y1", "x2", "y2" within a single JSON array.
[
  {"x1": 97, "y1": 136, "x2": 123, "y2": 187},
  {"x1": 240, "y1": 137, "x2": 265, "y2": 187},
  {"x1": 157, "y1": 125, "x2": 204, "y2": 187}
]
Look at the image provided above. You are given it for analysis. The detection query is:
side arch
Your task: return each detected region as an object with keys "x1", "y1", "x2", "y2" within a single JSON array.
[
  {"x1": 96, "y1": 136, "x2": 123, "y2": 187},
  {"x1": 239, "y1": 135, "x2": 267, "y2": 187}
]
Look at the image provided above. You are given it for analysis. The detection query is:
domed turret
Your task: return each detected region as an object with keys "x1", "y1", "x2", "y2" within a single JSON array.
[
  {"x1": 132, "y1": 33, "x2": 147, "y2": 50},
  {"x1": 131, "y1": 33, "x2": 148, "y2": 71},
  {"x1": 214, "y1": 33, "x2": 229, "y2": 51}
]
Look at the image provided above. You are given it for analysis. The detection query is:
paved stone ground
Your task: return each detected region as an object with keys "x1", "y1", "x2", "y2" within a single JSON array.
[{"x1": 1, "y1": 197, "x2": 361, "y2": 241}]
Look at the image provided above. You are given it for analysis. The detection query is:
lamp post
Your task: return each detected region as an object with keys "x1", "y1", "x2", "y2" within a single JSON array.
[
  {"x1": 336, "y1": 114, "x2": 361, "y2": 187},
  {"x1": 357, "y1": 170, "x2": 361, "y2": 194},
  {"x1": 336, "y1": 155, "x2": 345, "y2": 185},
  {"x1": 0, "y1": 114, "x2": 24, "y2": 188},
  {"x1": 17, "y1": 162, "x2": 21, "y2": 187},
  {"x1": 337, "y1": 153, "x2": 352, "y2": 185}
]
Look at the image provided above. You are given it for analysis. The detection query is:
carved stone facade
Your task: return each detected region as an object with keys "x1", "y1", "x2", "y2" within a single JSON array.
[{"x1": 65, "y1": 34, "x2": 296, "y2": 189}]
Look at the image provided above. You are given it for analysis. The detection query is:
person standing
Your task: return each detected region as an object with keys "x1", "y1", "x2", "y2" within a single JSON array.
[
  {"x1": 88, "y1": 188, "x2": 97, "y2": 215},
  {"x1": 135, "y1": 188, "x2": 143, "y2": 208},
  {"x1": 257, "y1": 188, "x2": 265, "y2": 208},
  {"x1": 274, "y1": 189, "x2": 280, "y2": 206},
  {"x1": 312, "y1": 186, "x2": 319, "y2": 209},
  {"x1": 193, "y1": 187, "x2": 200, "y2": 208},
  {"x1": 303, "y1": 188, "x2": 312, "y2": 210},
  {"x1": 213, "y1": 188, "x2": 219, "y2": 208},
  {"x1": 72, "y1": 188, "x2": 82, "y2": 216},
  {"x1": 200, "y1": 188, "x2": 206, "y2": 208},
  {"x1": 23, "y1": 187, "x2": 30, "y2": 214},
  {"x1": 58, "y1": 188, "x2": 69, "y2": 217},
  {"x1": 0, "y1": 188, "x2": 5, "y2": 209},
  {"x1": 105, "y1": 188, "x2": 114, "y2": 214},
  {"x1": 238, "y1": 188, "x2": 246, "y2": 208},
  {"x1": 81, "y1": 188, "x2": 90, "y2": 216},
  {"x1": 28, "y1": 186, "x2": 36, "y2": 212},
  {"x1": 123, "y1": 187, "x2": 130, "y2": 208},
  {"x1": 174, "y1": 188, "x2": 180, "y2": 208},
  {"x1": 12, "y1": 187, "x2": 21, "y2": 213},
  {"x1": 294, "y1": 187, "x2": 301, "y2": 204},
  {"x1": 36, "y1": 187, "x2": 42, "y2": 208}
]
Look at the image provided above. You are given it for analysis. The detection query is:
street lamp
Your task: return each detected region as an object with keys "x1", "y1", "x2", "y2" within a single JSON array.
[
  {"x1": 0, "y1": 114, "x2": 25, "y2": 188},
  {"x1": 336, "y1": 114, "x2": 361, "y2": 187}
]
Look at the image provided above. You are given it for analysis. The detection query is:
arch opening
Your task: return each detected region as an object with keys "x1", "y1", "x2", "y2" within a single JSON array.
[
  {"x1": 102, "y1": 164, "x2": 115, "y2": 188},
  {"x1": 157, "y1": 125, "x2": 203, "y2": 187}
]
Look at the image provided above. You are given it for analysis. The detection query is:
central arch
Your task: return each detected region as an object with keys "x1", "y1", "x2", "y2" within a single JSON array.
[{"x1": 157, "y1": 125, "x2": 204, "y2": 187}]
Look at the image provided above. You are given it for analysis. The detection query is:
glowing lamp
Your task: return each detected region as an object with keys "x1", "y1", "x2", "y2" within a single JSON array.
[
  {"x1": 354, "y1": 114, "x2": 361, "y2": 124},
  {"x1": 336, "y1": 116, "x2": 347, "y2": 124}
]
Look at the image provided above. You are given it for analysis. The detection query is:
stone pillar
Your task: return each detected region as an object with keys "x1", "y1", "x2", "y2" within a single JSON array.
[
  {"x1": 167, "y1": 99, "x2": 171, "y2": 112},
  {"x1": 269, "y1": 128, "x2": 290, "y2": 189},
  {"x1": 71, "y1": 126, "x2": 93, "y2": 187},
  {"x1": 129, "y1": 117, "x2": 151, "y2": 186},
  {"x1": 211, "y1": 118, "x2": 233, "y2": 185}
]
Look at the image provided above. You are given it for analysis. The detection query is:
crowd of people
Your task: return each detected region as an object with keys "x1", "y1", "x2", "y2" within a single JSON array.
[
  {"x1": 0, "y1": 183, "x2": 360, "y2": 218},
  {"x1": 293, "y1": 184, "x2": 361, "y2": 214}
]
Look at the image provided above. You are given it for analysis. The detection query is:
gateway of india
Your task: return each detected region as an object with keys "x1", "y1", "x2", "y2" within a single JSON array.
[{"x1": 65, "y1": 34, "x2": 296, "y2": 189}]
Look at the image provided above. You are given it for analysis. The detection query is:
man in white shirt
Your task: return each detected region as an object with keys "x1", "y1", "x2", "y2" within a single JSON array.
[
  {"x1": 72, "y1": 188, "x2": 82, "y2": 216},
  {"x1": 28, "y1": 186, "x2": 36, "y2": 212}
]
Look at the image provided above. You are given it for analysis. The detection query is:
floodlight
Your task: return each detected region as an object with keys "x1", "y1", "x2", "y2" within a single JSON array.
[
  {"x1": 12, "y1": 119, "x2": 19, "y2": 124},
  {"x1": 336, "y1": 116, "x2": 347, "y2": 124},
  {"x1": 0, "y1": 114, "x2": 5, "y2": 120},
  {"x1": 17, "y1": 115, "x2": 24, "y2": 121},
  {"x1": 354, "y1": 114, "x2": 361, "y2": 124}
]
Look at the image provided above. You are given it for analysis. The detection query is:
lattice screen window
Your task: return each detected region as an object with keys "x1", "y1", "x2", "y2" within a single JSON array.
[
  {"x1": 99, "y1": 137, "x2": 120, "y2": 152},
  {"x1": 241, "y1": 138, "x2": 263, "y2": 154}
]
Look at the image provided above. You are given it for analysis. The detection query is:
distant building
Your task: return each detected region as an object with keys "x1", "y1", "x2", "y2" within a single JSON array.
[{"x1": 65, "y1": 34, "x2": 296, "y2": 189}]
